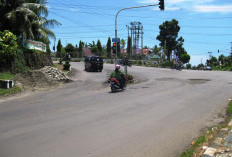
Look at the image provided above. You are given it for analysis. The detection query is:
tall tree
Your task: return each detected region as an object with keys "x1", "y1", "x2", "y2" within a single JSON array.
[
  {"x1": 120, "y1": 39, "x2": 126, "y2": 49},
  {"x1": 175, "y1": 36, "x2": 187, "y2": 58},
  {"x1": 56, "y1": 39, "x2": 62, "y2": 58},
  {"x1": 153, "y1": 45, "x2": 160, "y2": 55},
  {"x1": 218, "y1": 54, "x2": 225, "y2": 65},
  {"x1": 156, "y1": 19, "x2": 180, "y2": 61},
  {"x1": 65, "y1": 43, "x2": 74, "y2": 57},
  {"x1": 78, "y1": 40, "x2": 83, "y2": 58},
  {"x1": 88, "y1": 41, "x2": 95, "y2": 49},
  {"x1": 96, "y1": 39, "x2": 102, "y2": 56},
  {"x1": 91, "y1": 46, "x2": 98, "y2": 55},
  {"x1": 106, "y1": 37, "x2": 111, "y2": 59},
  {"x1": 0, "y1": 0, "x2": 60, "y2": 43},
  {"x1": 180, "y1": 54, "x2": 190, "y2": 64},
  {"x1": 127, "y1": 36, "x2": 132, "y2": 58}
]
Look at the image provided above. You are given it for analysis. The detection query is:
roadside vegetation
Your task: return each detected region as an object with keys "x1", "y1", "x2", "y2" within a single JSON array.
[
  {"x1": 180, "y1": 100, "x2": 232, "y2": 157},
  {"x1": 0, "y1": 72, "x2": 14, "y2": 80},
  {"x1": 0, "y1": 0, "x2": 60, "y2": 96},
  {"x1": 0, "y1": 72, "x2": 21, "y2": 96},
  {"x1": 0, "y1": 86, "x2": 21, "y2": 97}
]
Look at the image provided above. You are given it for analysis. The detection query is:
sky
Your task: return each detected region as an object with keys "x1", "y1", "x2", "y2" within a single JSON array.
[{"x1": 47, "y1": 0, "x2": 232, "y2": 66}]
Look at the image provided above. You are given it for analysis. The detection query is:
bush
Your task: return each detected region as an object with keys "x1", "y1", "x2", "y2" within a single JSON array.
[
  {"x1": 146, "y1": 60, "x2": 152, "y2": 67},
  {"x1": 186, "y1": 63, "x2": 192, "y2": 69},
  {"x1": 0, "y1": 30, "x2": 18, "y2": 71},
  {"x1": 192, "y1": 66, "x2": 197, "y2": 70},
  {"x1": 137, "y1": 60, "x2": 142, "y2": 66},
  {"x1": 59, "y1": 58, "x2": 63, "y2": 64},
  {"x1": 63, "y1": 61, "x2": 71, "y2": 71},
  {"x1": 12, "y1": 48, "x2": 29, "y2": 73},
  {"x1": 73, "y1": 59, "x2": 81, "y2": 62},
  {"x1": 161, "y1": 60, "x2": 174, "y2": 68}
]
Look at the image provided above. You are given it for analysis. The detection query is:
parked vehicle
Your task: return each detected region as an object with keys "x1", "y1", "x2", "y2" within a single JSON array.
[
  {"x1": 84, "y1": 56, "x2": 103, "y2": 72},
  {"x1": 108, "y1": 77, "x2": 126, "y2": 93},
  {"x1": 205, "y1": 66, "x2": 212, "y2": 71}
]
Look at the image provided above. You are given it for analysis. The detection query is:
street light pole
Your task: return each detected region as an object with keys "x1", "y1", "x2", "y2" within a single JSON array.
[{"x1": 115, "y1": 4, "x2": 159, "y2": 66}]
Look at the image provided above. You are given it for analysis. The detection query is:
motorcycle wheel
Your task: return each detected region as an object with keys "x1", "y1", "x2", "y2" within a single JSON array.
[{"x1": 111, "y1": 86, "x2": 116, "y2": 93}]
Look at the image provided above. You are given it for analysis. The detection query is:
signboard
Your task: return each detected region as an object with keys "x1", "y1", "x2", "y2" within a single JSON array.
[
  {"x1": 112, "y1": 38, "x2": 120, "y2": 43},
  {"x1": 23, "y1": 40, "x2": 46, "y2": 52}
]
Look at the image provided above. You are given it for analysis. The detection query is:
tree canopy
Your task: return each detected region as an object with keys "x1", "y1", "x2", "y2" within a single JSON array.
[
  {"x1": 180, "y1": 54, "x2": 190, "y2": 64},
  {"x1": 0, "y1": 0, "x2": 61, "y2": 43},
  {"x1": 157, "y1": 19, "x2": 181, "y2": 60},
  {"x1": 106, "y1": 37, "x2": 111, "y2": 58}
]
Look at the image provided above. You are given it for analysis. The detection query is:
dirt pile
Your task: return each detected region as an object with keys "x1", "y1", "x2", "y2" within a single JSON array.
[{"x1": 15, "y1": 66, "x2": 71, "y2": 90}]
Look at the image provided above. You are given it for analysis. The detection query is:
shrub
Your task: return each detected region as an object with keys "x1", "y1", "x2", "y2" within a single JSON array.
[
  {"x1": 146, "y1": 60, "x2": 152, "y2": 67},
  {"x1": 161, "y1": 60, "x2": 174, "y2": 68},
  {"x1": 186, "y1": 63, "x2": 192, "y2": 69},
  {"x1": 137, "y1": 60, "x2": 142, "y2": 66},
  {"x1": 63, "y1": 61, "x2": 71, "y2": 71},
  {"x1": 11, "y1": 48, "x2": 30, "y2": 73},
  {"x1": 73, "y1": 59, "x2": 81, "y2": 62},
  {"x1": 192, "y1": 66, "x2": 197, "y2": 70},
  {"x1": 0, "y1": 30, "x2": 18, "y2": 71},
  {"x1": 59, "y1": 58, "x2": 63, "y2": 64}
]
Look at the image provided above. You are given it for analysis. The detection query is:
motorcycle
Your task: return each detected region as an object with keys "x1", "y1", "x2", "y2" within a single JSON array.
[{"x1": 109, "y1": 77, "x2": 126, "y2": 93}]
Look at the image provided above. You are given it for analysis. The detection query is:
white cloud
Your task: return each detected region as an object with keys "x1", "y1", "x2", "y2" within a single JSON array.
[
  {"x1": 138, "y1": 0, "x2": 232, "y2": 14},
  {"x1": 166, "y1": 0, "x2": 214, "y2": 4},
  {"x1": 193, "y1": 5, "x2": 232, "y2": 13},
  {"x1": 138, "y1": 0, "x2": 214, "y2": 4},
  {"x1": 165, "y1": 7, "x2": 181, "y2": 11}
]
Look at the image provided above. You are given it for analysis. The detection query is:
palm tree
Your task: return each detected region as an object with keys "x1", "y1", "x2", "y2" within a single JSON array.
[
  {"x1": 28, "y1": 0, "x2": 61, "y2": 43},
  {"x1": 120, "y1": 39, "x2": 126, "y2": 49},
  {"x1": 1, "y1": 0, "x2": 39, "y2": 40},
  {"x1": 0, "y1": 0, "x2": 60, "y2": 43}
]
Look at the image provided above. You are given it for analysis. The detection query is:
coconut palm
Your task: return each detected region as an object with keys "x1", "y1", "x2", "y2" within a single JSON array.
[{"x1": 0, "y1": 0, "x2": 60, "y2": 43}]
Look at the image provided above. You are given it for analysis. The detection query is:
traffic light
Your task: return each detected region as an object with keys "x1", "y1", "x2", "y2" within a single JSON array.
[
  {"x1": 159, "y1": 0, "x2": 164, "y2": 11},
  {"x1": 112, "y1": 42, "x2": 116, "y2": 54}
]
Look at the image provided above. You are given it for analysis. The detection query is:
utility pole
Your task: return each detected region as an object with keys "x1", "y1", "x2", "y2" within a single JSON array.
[
  {"x1": 141, "y1": 25, "x2": 144, "y2": 55},
  {"x1": 114, "y1": 4, "x2": 159, "y2": 66},
  {"x1": 129, "y1": 22, "x2": 143, "y2": 56},
  {"x1": 126, "y1": 25, "x2": 130, "y2": 37}
]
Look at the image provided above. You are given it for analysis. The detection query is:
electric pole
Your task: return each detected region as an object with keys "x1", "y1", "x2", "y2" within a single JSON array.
[{"x1": 114, "y1": 3, "x2": 160, "y2": 66}]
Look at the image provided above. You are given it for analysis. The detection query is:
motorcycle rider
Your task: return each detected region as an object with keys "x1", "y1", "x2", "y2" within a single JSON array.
[{"x1": 110, "y1": 64, "x2": 126, "y2": 89}]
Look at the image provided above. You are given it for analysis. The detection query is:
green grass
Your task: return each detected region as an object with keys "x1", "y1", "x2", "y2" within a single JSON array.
[
  {"x1": 180, "y1": 135, "x2": 206, "y2": 157},
  {"x1": 0, "y1": 72, "x2": 14, "y2": 80},
  {"x1": 227, "y1": 101, "x2": 232, "y2": 116},
  {"x1": 0, "y1": 86, "x2": 21, "y2": 96}
]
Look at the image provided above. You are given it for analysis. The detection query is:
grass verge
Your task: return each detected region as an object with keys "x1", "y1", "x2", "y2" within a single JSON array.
[
  {"x1": 180, "y1": 136, "x2": 206, "y2": 157},
  {"x1": 227, "y1": 100, "x2": 232, "y2": 116},
  {"x1": 180, "y1": 100, "x2": 232, "y2": 157},
  {"x1": 0, "y1": 72, "x2": 14, "y2": 80},
  {"x1": 0, "y1": 86, "x2": 21, "y2": 96}
]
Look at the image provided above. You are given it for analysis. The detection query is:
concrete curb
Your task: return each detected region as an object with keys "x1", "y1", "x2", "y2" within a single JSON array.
[
  {"x1": 202, "y1": 120, "x2": 232, "y2": 157},
  {"x1": 203, "y1": 147, "x2": 217, "y2": 157}
]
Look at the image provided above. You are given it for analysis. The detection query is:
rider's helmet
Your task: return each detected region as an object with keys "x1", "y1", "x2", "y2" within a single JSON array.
[{"x1": 115, "y1": 64, "x2": 120, "y2": 70}]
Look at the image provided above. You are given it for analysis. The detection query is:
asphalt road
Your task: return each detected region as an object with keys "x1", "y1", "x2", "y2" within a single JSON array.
[{"x1": 0, "y1": 62, "x2": 231, "y2": 157}]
